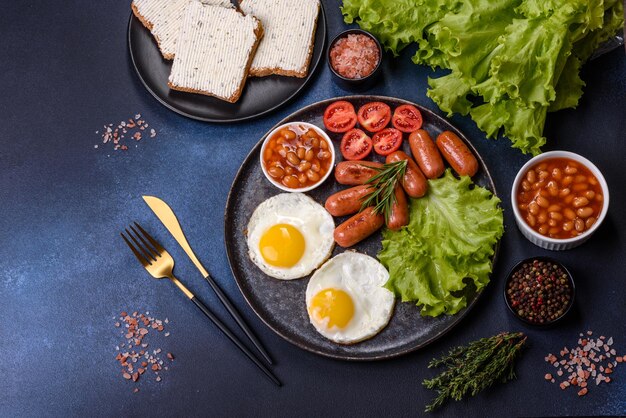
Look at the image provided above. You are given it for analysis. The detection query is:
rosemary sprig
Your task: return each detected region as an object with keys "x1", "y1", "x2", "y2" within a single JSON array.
[
  {"x1": 359, "y1": 160, "x2": 407, "y2": 221},
  {"x1": 423, "y1": 332, "x2": 527, "y2": 412}
]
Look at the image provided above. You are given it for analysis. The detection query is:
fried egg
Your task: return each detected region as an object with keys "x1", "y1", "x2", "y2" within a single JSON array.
[
  {"x1": 305, "y1": 252, "x2": 395, "y2": 344},
  {"x1": 247, "y1": 193, "x2": 334, "y2": 280}
]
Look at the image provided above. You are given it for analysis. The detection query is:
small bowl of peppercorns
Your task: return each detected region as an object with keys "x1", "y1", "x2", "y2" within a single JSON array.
[{"x1": 504, "y1": 257, "x2": 575, "y2": 327}]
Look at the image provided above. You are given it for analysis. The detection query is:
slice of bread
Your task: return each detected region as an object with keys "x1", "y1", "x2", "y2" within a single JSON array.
[
  {"x1": 239, "y1": 0, "x2": 320, "y2": 78},
  {"x1": 168, "y1": 2, "x2": 263, "y2": 103},
  {"x1": 132, "y1": 0, "x2": 234, "y2": 60}
]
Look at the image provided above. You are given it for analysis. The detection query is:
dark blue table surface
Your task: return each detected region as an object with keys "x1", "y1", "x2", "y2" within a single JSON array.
[{"x1": 1, "y1": 1, "x2": 625, "y2": 416}]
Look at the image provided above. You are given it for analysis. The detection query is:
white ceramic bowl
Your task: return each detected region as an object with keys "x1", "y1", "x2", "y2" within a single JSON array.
[
  {"x1": 260, "y1": 122, "x2": 335, "y2": 193},
  {"x1": 511, "y1": 151, "x2": 609, "y2": 251}
]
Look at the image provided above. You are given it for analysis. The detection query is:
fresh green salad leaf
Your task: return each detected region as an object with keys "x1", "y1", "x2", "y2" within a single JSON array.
[
  {"x1": 378, "y1": 171, "x2": 503, "y2": 317},
  {"x1": 341, "y1": 0, "x2": 460, "y2": 57},
  {"x1": 342, "y1": 0, "x2": 624, "y2": 155}
]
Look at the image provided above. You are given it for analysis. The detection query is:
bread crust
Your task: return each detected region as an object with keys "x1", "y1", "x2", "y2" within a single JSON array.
[
  {"x1": 244, "y1": 0, "x2": 319, "y2": 78},
  {"x1": 167, "y1": 19, "x2": 264, "y2": 103},
  {"x1": 131, "y1": 2, "x2": 175, "y2": 60}
]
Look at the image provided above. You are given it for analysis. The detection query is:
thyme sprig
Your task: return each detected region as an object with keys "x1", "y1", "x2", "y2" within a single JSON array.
[
  {"x1": 359, "y1": 160, "x2": 407, "y2": 221},
  {"x1": 423, "y1": 332, "x2": 527, "y2": 412}
]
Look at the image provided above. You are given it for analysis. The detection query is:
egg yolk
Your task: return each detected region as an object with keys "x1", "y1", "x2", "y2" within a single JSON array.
[
  {"x1": 259, "y1": 224, "x2": 305, "y2": 267},
  {"x1": 309, "y1": 288, "x2": 354, "y2": 329}
]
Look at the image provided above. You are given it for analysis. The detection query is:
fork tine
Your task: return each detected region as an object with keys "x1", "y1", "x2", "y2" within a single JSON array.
[
  {"x1": 130, "y1": 224, "x2": 161, "y2": 259},
  {"x1": 126, "y1": 227, "x2": 156, "y2": 262},
  {"x1": 121, "y1": 232, "x2": 150, "y2": 267},
  {"x1": 134, "y1": 222, "x2": 165, "y2": 253}
]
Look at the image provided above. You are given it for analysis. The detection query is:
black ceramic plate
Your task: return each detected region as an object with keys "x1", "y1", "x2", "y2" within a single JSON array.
[
  {"x1": 224, "y1": 96, "x2": 499, "y2": 360},
  {"x1": 127, "y1": 5, "x2": 326, "y2": 122}
]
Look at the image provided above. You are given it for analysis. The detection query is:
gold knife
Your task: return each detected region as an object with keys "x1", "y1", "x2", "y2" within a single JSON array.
[{"x1": 143, "y1": 195, "x2": 273, "y2": 365}]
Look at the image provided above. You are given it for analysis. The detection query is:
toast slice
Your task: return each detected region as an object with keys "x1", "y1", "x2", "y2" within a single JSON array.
[
  {"x1": 132, "y1": 0, "x2": 234, "y2": 60},
  {"x1": 168, "y1": 2, "x2": 263, "y2": 103},
  {"x1": 239, "y1": 0, "x2": 320, "y2": 78}
]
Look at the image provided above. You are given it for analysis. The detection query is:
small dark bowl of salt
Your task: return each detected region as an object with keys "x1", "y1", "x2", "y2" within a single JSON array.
[
  {"x1": 327, "y1": 29, "x2": 382, "y2": 90},
  {"x1": 504, "y1": 257, "x2": 575, "y2": 327}
]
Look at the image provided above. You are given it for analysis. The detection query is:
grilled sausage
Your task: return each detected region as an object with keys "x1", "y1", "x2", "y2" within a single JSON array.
[
  {"x1": 334, "y1": 161, "x2": 382, "y2": 185},
  {"x1": 385, "y1": 151, "x2": 428, "y2": 198},
  {"x1": 333, "y1": 207, "x2": 384, "y2": 247},
  {"x1": 386, "y1": 185, "x2": 409, "y2": 230},
  {"x1": 324, "y1": 185, "x2": 373, "y2": 217},
  {"x1": 408, "y1": 129, "x2": 445, "y2": 179},
  {"x1": 436, "y1": 131, "x2": 478, "y2": 177}
]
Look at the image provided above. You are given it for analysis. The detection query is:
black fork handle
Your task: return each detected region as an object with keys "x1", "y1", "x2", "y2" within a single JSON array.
[
  {"x1": 190, "y1": 296, "x2": 281, "y2": 387},
  {"x1": 204, "y1": 274, "x2": 273, "y2": 365}
]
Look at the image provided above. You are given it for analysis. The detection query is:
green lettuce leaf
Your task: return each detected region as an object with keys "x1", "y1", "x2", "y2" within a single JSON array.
[
  {"x1": 548, "y1": 55, "x2": 585, "y2": 112},
  {"x1": 378, "y1": 171, "x2": 503, "y2": 317},
  {"x1": 472, "y1": 17, "x2": 572, "y2": 106},
  {"x1": 549, "y1": 0, "x2": 623, "y2": 112},
  {"x1": 342, "y1": 0, "x2": 624, "y2": 155},
  {"x1": 415, "y1": 0, "x2": 521, "y2": 79},
  {"x1": 426, "y1": 72, "x2": 474, "y2": 116},
  {"x1": 341, "y1": 0, "x2": 455, "y2": 57},
  {"x1": 470, "y1": 99, "x2": 547, "y2": 155}
]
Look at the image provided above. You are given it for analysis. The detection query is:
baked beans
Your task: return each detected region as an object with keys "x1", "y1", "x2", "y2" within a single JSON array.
[
  {"x1": 517, "y1": 158, "x2": 603, "y2": 239},
  {"x1": 263, "y1": 125, "x2": 332, "y2": 189}
]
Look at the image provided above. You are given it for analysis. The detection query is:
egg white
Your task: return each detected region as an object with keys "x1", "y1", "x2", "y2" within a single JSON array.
[
  {"x1": 305, "y1": 252, "x2": 395, "y2": 344},
  {"x1": 247, "y1": 193, "x2": 335, "y2": 280}
]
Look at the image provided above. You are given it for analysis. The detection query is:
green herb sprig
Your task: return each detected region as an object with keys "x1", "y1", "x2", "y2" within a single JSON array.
[
  {"x1": 423, "y1": 332, "x2": 527, "y2": 412},
  {"x1": 359, "y1": 160, "x2": 407, "y2": 221}
]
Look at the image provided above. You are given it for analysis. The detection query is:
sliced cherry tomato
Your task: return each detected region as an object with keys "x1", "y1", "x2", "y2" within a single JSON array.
[
  {"x1": 392, "y1": 104, "x2": 423, "y2": 133},
  {"x1": 323, "y1": 101, "x2": 358, "y2": 133},
  {"x1": 357, "y1": 102, "x2": 391, "y2": 133},
  {"x1": 372, "y1": 128, "x2": 403, "y2": 156},
  {"x1": 340, "y1": 129, "x2": 372, "y2": 160}
]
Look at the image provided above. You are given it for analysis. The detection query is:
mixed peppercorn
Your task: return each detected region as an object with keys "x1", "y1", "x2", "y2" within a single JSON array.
[{"x1": 506, "y1": 259, "x2": 573, "y2": 324}]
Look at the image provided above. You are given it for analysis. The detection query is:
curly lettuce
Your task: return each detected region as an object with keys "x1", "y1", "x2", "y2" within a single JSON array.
[
  {"x1": 378, "y1": 171, "x2": 504, "y2": 317},
  {"x1": 342, "y1": 0, "x2": 624, "y2": 155}
]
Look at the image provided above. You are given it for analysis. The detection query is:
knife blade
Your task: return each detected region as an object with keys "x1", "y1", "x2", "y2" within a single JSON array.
[
  {"x1": 142, "y1": 195, "x2": 273, "y2": 365},
  {"x1": 143, "y1": 196, "x2": 209, "y2": 277}
]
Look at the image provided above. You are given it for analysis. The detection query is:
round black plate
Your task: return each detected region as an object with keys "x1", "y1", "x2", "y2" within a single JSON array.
[
  {"x1": 127, "y1": 5, "x2": 326, "y2": 122},
  {"x1": 224, "y1": 96, "x2": 500, "y2": 360}
]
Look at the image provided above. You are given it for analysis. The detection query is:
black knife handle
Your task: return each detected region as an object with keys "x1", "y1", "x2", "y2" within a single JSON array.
[
  {"x1": 190, "y1": 296, "x2": 281, "y2": 387},
  {"x1": 204, "y1": 274, "x2": 273, "y2": 365}
]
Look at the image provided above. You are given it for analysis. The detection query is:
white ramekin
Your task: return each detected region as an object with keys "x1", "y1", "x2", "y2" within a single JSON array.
[
  {"x1": 260, "y1": 122, "x2": 335, "y2": 193},
  {"x1": 511, "y1": 151, "x2": 609, "y2": 251}
]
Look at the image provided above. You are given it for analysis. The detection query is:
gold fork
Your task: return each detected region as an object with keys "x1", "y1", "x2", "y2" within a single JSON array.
[{"x1": 121, "y1": 222, "x2": 281, "y2": 386}]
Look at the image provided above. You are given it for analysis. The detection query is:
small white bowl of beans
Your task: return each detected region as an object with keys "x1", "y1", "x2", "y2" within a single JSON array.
[
  {"x1": 511, "y1": 151, "x2": 609, "y2": 251},
  {"x1": 260, "y1": 122, "x2": 335, "y2": 193}
]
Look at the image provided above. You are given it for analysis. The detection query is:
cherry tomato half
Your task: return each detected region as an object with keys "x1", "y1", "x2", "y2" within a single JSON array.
[
  {"x1": 392, "y1": 104, "x2": 423, "y2": 133},
  {"x1": 357, "y1": 102, "x2": 391, "y2": 133},
  {"x1": 372, "y1": 128, "x2": 403, "y2": 156},
  {"x1": 323, "y1": 101, "x2": 358, "y2": 133},
  {"x1": 340, "y1": 129, "x2": 373, "y2": 160}
]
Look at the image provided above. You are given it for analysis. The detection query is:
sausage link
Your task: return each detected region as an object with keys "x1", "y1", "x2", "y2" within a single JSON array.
[
  {"x1": 333, "y1": 207, "x2": 384, "y2": 248},
  {"x1": 436, "y1": 131, "x2": 478, "y2": 177},
  {"x1": 408, "y1": 129, "x2": 445, "y2": 179},
  {"x1": 334, "y1": 161, "x2": 382, "y2": 185},
  {"x1": 386, "y1": 185, "x2": 409, "y2": 230},
  {"x1": 324, "y1": 185, "x2": 373, "y2": 217},
  {"x1": 385, "y1": 151, "x2": 428, "y2": 198}
]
